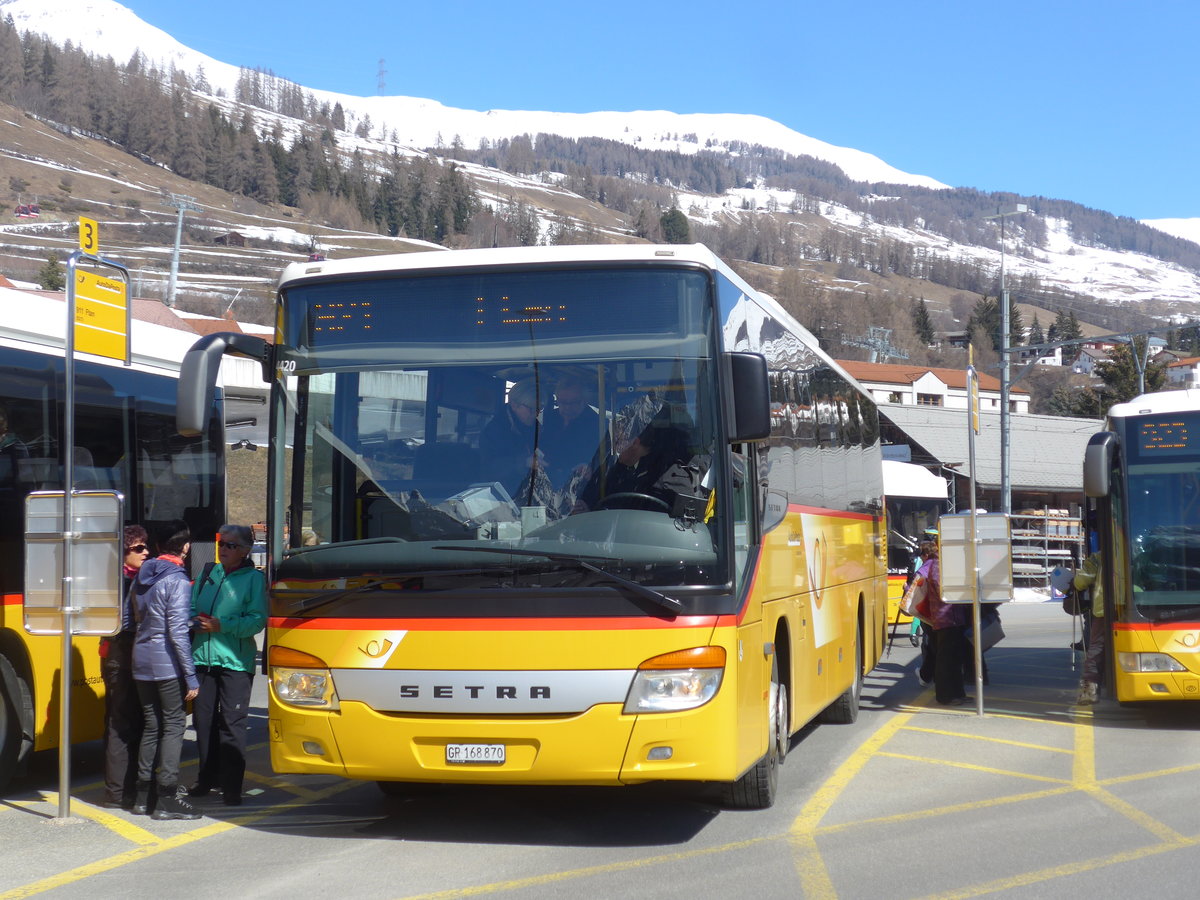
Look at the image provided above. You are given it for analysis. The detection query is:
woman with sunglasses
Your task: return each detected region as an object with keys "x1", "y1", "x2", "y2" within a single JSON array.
[
  {"x1": 188, "y1": 524, "x2": 267, "y2": 805},
  {"x1": 98, "y1": 525, "x2": 151, "y2": 809}
]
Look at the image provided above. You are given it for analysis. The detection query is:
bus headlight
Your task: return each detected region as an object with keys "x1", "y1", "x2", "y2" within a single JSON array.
[
  {"x1": 269, "y1": 646, "x2": 340, "y2": 710},
  {"x1": 624, "y1": 647, "x2": 725, "y2": 714},
  {"x1": 1117, "y1": 652, "x2": 1187, "y2": 674}
]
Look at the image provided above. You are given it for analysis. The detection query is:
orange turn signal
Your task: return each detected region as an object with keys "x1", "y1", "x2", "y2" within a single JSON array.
[
  {"x1": 638, "y1": 646, "x2": 726, "y2": 670},
  {"x1": 269, "y1": 645, "x2": 328, "y2": 668}
]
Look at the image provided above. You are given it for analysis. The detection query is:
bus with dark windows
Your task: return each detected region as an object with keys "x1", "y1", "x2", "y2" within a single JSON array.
[
  {"x1": 0, "y1": 289, "x2": 225, "y2": 790},
  {"x1": 177, "y1": 244, "x2": 887, "y2": 808},
  {"x1": 1084, "y1": 388, "x2": 1200, "y2": 702}
]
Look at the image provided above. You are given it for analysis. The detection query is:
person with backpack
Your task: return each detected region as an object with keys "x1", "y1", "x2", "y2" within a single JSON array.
[
  {"x1": 188, "y1": 524, "x2": 267, "y2": 806},
  {"x1": 1074, "y1": 550, "x2": 1106, "y2": 705},
  {"x1": 131, "y1": 520, "x2": 200, "y2": 820}
]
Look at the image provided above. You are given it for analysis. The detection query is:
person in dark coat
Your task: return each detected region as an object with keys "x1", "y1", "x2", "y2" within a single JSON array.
[
  {"x1": 478, "y1": 378, "x2": 542, "y2": 501},
  {"x1": 131, "y1": 520, "x2": 200, "y2": 820},
  {"x1": 98, "y1": 524, "x2": 150, "y2": 809},
  {"x1": 540, "y1": 374, "x2": 606, "y2": 487}
]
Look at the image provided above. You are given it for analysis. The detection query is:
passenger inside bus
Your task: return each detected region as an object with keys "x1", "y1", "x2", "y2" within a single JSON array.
[
  {"x1": 478, "y1": 378, "x2": 542, "y2": 501},
  {"x1": 577, "y1": 404, "x2": 698, "y2": 514},
  {"x1": 540, "y1": 373, "x2": 606, "y2": 488}
]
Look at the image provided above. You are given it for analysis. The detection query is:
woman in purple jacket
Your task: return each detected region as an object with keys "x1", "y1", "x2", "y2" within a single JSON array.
[{"x1": 131, "y1": 520, "x2": 201, "y2": 820}]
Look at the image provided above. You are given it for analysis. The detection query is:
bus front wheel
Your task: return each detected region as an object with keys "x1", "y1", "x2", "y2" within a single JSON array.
[
  {"x1": 721, "y1": 656, "x2": 784, "y2": 810},
  {"x1": 0, "y1": 654, "x2": 33, "y2": 792}
]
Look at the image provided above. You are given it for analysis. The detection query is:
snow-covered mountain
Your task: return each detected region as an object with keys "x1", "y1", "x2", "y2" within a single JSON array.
[
  {"x1": 5, "y1": 0, "x2": 1200, "y2": 319},
  {"x1": 0, "y1": 0, "x2": 947, "y2": 190}
]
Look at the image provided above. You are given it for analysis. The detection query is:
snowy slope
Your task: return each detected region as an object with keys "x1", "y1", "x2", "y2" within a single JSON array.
[{"x1": 0, "y1": 0, "x2": 946, "y2": 190}]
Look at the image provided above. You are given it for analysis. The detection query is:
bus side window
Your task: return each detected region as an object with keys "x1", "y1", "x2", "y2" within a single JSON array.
[{"x1": 730, "y1": 448, "x2": 756, "y2": 592}]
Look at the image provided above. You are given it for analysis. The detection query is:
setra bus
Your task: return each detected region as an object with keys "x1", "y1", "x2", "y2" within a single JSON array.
[
  {"x1": 0, "y1": 287, "x2": 226, "y2": 790},
  {"x1": 1083, "y1": 388, "x2": 1200, "y2": 702},
  {"x1": 178, "y1": 244, "x2": 888, "y2": 808}
]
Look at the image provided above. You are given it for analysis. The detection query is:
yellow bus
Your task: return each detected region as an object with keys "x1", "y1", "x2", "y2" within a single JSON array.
[
  {"x1": 179, "y1": 244, "x2": 888, "y2": 807},
  {"x1": 0, "y1": 289, "x2": 226, "y2": 791},
  {"x1": 1083, "y1": 388, "x2": 1200, "y2": 702}
]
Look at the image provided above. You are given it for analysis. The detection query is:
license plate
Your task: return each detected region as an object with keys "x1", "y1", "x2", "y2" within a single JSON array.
[{"x1": 445, "y1": 743, "x2": 506, "y2": 764}]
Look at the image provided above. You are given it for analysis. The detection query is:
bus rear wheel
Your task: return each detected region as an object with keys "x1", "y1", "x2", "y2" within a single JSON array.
[{"x1": 819, "y1": 630, "x2": 862, "y2": 725}]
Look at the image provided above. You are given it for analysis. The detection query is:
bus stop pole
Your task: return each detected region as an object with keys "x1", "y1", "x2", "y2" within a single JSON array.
[
  {"x1": 56, "y1": 251, "x2": 83, "y2": 820},
  {"x1": 966, "y1": 365, "x2": 984, "y2": 716}
]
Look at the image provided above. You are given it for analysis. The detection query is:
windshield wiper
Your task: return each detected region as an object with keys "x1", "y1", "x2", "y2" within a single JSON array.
[
  {"x1": 432, "y1": 545, "x2": 684, "y2": 614},
  {"x1": 285, "y1": 566, "x2": 514, "y2": 615},
  {"x1": 1139, "y1": 603, "x2": 1200, "y2": 623}
]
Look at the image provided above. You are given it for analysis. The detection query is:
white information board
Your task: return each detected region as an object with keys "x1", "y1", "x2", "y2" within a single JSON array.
[{"x1": 939, "y1": 512, "x2": 1013, "y2": 604}]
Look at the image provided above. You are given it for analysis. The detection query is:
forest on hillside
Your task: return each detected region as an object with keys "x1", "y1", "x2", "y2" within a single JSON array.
[{"x1": 5, "y1": 12, "x2": 1200, "y2": 419}]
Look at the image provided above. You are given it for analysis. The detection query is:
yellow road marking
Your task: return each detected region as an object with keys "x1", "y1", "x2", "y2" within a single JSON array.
[
  {"x1": 918, "y1": 837, "x2": 1200, "y2": 900},
  {"x1": 0, "y1": 779, "x2": 358, "y2": 899},
  {"x1": 811, "y1": 786, "x2": 1077, "y2": 836},
  {"x1": 1100, "y1": 761, "x2": 1200, "y2": 785},
  {"x1": 65, "y1": 798, "x2": 159, "y2": 845},
  {"x1": 902, "y1": 725, "x2": 1072, "y2": 754},
  {"x1": 788, "y1": 711, "x2": 914, "y2": 898},
  {"x1": 875, "y1": 752, "x2": 1070, "y2": 784},
  {"x1": 397, "y1": 838, "x2": 775, "y2": 899},
  {"x1": 241, "y1": 770, "x2": 325, "y2": 799}
]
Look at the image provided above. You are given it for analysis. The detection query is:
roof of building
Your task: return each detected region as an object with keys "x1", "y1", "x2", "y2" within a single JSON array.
[
  {"x1": 1167, "y1": 356, "x2": 1200, "y2": 368},
  {"x1": 879, "y1": 404, "x2": 1103, "y2": 492},
  {"x1": 837, "y1": 359, "x2": 1029, "y2": 395}
]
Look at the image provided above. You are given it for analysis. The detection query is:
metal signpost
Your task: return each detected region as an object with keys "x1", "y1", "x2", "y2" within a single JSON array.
[
  {"x1": 22, "y1": 222, "x2": 130, "y2": 821},
  {"x1": 938, "y1": 358, "x2": 1013, "y2": 715}
]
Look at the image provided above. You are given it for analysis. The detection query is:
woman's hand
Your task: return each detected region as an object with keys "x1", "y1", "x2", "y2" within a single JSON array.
[
  {"x1": 198, "y1": 614, "x2": 221, "y2": 633},
  {"x1": 185, "y1": 688, "x2": 199, "y2": 702}
]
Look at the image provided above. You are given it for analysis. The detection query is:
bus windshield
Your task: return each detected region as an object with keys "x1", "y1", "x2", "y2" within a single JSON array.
[
  {"x1": 1123, "y1": 411, "x2": 1200, "y2": 620},
  {"x1": 277, "y1": 266, "x2": 730, "y2": 613}
]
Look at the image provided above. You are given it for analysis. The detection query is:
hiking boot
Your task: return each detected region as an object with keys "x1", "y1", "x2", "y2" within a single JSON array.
[
  {"x1": 1076, "y1": 681, "x2": 1099, "y2": 705},
  {"x1": 150, "y1": 786, "x2": 201, "y2": 820}
]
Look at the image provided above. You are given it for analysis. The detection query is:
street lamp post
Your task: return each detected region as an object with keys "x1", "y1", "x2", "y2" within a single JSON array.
[{"x1": 984, "y1": 203, "x2": 1027, "y2": 514}]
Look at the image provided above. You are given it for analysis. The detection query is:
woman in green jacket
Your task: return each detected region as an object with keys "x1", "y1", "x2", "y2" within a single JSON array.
[{"x1": 189, "y1": 524, "x2": 267, "y2": 805}]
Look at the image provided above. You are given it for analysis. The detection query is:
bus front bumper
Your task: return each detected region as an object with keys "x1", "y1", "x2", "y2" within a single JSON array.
[{"x1": 267, "y1": 696, "x2": 745, "y2": 786}]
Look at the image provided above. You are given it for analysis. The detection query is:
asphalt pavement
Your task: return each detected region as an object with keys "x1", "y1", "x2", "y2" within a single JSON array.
[{"x1": 4, "y1": 599, "x2": 1200, "y2": 899}]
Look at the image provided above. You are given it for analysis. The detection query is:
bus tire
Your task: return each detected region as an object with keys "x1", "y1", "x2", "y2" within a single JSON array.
[
  {"x1": 721, "y1": 657, "x2": 783, "y2": 810},
  {"x1": 376, "y1": 781, "x2": 408, "y2": 798},
  {"x1": 0, "y1": 653, "x2": 33, "y2": 793},
  {"x1": 819, "y1": 628, "x2": 862, "y2": 725}
]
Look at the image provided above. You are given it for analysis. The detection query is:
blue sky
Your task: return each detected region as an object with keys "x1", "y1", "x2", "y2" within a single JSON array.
[{"x1": 124, "y1": 0, "x2": 1199, "y2": 221}]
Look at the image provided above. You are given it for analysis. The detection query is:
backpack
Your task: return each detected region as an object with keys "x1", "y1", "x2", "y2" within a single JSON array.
[{"x1": 1061, "y1": 584, "x2": 1084, "y2": 616}]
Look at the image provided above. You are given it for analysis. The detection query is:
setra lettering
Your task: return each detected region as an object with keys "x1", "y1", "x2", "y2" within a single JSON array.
[{"x1": 397, "y1": 684, "x2": 552, "y2": 700}]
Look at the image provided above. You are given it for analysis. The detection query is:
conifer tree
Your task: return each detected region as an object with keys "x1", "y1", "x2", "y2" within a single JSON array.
[
  {"x1": 911, "y1": 297, "x2": 936, "y2": 345},
  {"x1": 660, "y1": 207, "x2": 690, "y2": 243},
  {"x1": 37, "y1": 254, "x2": 64, "y2": 291}
]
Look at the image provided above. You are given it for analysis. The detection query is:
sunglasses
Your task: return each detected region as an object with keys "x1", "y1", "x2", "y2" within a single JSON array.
[
  {"x1": 125, "y1": 544, "x2": 148, "y2": 554},
  {"x1": 218, "y1": 541, "x2": 247, "y2": 551}
]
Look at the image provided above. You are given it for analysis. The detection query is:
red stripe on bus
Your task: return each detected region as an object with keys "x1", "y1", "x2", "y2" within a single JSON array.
[
  {"x1": 2, "y1": 593, "x2": 20, "y2": 606},
  {"x1": 1114, "y1": 621, "x2": 1200, "y2": 632},
  {"x1": 270, "y1": 614, "x2": 728, "y2": 631},
  {"x1": 786, "y1": 504, "x2": 880, "y2": 522}
]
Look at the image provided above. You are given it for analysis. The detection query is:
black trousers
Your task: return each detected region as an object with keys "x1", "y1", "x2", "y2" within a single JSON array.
[
  {"x1": 136, "y1": 677, "x2": 188, "y2": 788},
  {"x1": 192, "y1": 666, "x2": 253, "y2": 796},
  {"x1": 100, "y1": 633, "x2": 142, "y2": 803},
  {"x1": 934, "y1": 626, "x2": 968, "y2": 704}
]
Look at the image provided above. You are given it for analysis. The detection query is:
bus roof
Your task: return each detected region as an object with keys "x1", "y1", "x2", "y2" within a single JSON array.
[
  {"x1": 1107, "y1": 389, "x2": 1200, "y2": 420},
  {"x1": 277, "y1": 243, "x2": 734, "y2": 290}
]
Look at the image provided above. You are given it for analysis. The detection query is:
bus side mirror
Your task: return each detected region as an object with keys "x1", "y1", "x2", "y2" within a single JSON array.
[
  {"x1": 177, "y1": 332, "x2": 273, "y2": 437},
  {"x1": 726, "y1": 351, "x2": 770, "y2": 443},
  {"x1": 1083, "y1": 431, "x2": 1116, "y2": 498}
]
